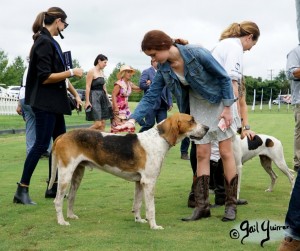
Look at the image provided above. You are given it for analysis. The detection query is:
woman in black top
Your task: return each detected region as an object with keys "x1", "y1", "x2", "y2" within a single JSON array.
[
  {"x1": 85, "y1": 54, "x2": 113, "y2": 131},
  {"x1": 13, "y1": 7, "x2": 83, "y2": 205}
]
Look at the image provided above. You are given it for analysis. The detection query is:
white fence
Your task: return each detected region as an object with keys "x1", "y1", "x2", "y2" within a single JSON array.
[{"x1": 0, "y1": 96, "x2": 18, "y2": 115}]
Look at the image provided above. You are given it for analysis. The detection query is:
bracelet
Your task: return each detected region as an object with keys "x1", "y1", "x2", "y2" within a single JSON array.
[{"x1": 69, "y1": 69, "x2": 74, "y2": 77}]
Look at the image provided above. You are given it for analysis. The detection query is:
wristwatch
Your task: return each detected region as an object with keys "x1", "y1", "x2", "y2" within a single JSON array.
[{"x1": 243, "y1": 125, "x2": 250, "y2": 130}]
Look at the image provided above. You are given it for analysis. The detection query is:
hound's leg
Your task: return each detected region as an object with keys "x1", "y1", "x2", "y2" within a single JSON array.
[
  {"x1": 132, "y1": 181, "x2": 147, "y2": 224},
  {"x1": 54, "y1": 167, "x2": 74, "y2": 225},
  {"x1": 271, "y1": 156, "x2": 295, "y2": 192},
  {"x1": 143, "y1": 181, "x2": 163, "y2": 230},
  {"x1": 67, "y1": 164, "x2": 85, "y2": 220},
  {"x1": 259, "y1": 155, "x2": 277, "y2": 192}
]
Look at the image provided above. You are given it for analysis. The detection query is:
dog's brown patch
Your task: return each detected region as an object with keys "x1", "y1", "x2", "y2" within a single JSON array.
[
  {"x1": 265, "y1": 138, "x2": 274, "y2": 148},
  {"x1": 54, "y1": 130, "x2": 146, "y2": 172}
]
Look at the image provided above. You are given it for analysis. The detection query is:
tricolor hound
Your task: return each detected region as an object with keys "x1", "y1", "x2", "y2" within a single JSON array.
[
  {"x1": 233, "y1": 134, "x2": 294, "y2": 199},
  {"x1": 48, "y1": 113, "x2": 208, "y2": 230}
]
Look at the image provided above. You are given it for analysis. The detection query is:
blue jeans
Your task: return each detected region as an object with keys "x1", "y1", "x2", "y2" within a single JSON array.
[
  {"x1": 139, "y1": 108, "x2": 167, "y2": 132},
  {"x1": 180, "y1": 137, "x2": 190, "y2": 154},
  {"x1": 285, "y1": 170, "x2": 300, "y2": 240},
  {"x1": 20, "y1": 108, "x2": 66, "y2": 185},
  {"x1": 20, "y1": 99, "x2": 51, "y2": 155}
]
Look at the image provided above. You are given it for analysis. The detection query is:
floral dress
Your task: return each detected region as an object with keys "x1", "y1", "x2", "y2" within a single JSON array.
[{"x1": 111, "y1": 79, "x2": 135, "y2": 133}]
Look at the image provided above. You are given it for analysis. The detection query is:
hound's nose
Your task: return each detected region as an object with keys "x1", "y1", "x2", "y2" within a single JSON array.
[{"x1": 203, "y1": 125, "x2": 209, "y2": 132}]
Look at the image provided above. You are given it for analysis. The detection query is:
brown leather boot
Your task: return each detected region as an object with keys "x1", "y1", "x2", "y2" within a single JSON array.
[
  {"x1": 222, "y1": 174, "x2": 238, "y2": 222},
  {"x1": 187, "y1": 191, "x2": 195, "y2": 208},
  {"x1": 187, "y1": 175, "x2": 197, "y2": 208},
  {"x1": 212, "y1": 159, "x2": 225, "y2": 207},
  {"x1": 182, "y1": 175, "x2": 211, "y2": 221},
  {"x1": 277, "y1": 236, "x2": 300, "y2": 251}
]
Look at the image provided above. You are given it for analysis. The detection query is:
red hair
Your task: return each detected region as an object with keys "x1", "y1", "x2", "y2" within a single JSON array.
[{"x1": 141, "y1": 30, "x2": 173, "y2": 51}]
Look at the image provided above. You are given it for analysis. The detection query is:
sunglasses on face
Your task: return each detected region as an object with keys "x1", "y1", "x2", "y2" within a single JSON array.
[{"x1": 60, "y1": 19, "x2": 69, "y2": 29}]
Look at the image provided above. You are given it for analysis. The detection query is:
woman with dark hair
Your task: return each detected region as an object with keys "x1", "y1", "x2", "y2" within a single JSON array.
[
  {"x1": 13, "y1": 7, "x2": 83, "y2": 205},
  {"x1": 118, "y1": 30, "x2": 238, "y2": 222},
  {"x1": 85, "y1": 54, "x2": 113, "y2": 131}
]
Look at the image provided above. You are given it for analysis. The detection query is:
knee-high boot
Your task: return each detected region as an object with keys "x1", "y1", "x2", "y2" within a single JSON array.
[
  {"x1": 187, "y1": 142, "x2": 197, "y2": 208},
  {"x1": 187, "y1": 175, "x2": 197, "y2": 208},
  {"x1": 213, "y1": 159, "x2": 225, "y2": 207},
  {"x1": 182, "y1": 175, "x2": 211, "y2": 221},
  {"x1": 222, "y1": 174, "x2": 238, "y2": 222},
  {"x1": 45, "y1": 154, "x2": 57, "y2": 198},
  {"x1": 45, "y1": 181, "x2": 57, "y2": 198}
]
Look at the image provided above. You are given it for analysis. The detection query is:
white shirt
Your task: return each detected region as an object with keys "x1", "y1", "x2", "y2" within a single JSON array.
[
  {"x1": 19, "y1": 67, "x2": 28, "y2": 100},
  {"x1": 211, "y1": 38, "x2": 243, "y2": 84}
]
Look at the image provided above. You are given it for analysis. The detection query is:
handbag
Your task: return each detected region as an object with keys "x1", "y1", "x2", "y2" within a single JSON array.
[
  {"x1": 85, "y1": 105, "x2": 94, "y2": 121},
  {"x1": 68, "y1": 93, "x2": 81, "y2": 114}
]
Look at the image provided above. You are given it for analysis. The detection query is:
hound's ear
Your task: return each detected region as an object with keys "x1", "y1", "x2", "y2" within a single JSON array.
[{"x1": 157, "y1": 117, "x2": 179, "y2": 146}]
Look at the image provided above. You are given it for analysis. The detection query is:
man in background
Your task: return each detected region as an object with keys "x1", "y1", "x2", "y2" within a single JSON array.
[
  {"x1": 277, "y1": 1, "x2": 300, "y2": 250},
  {"x1": 139, "y1": 59, "x2": 172, "y2": 132}
]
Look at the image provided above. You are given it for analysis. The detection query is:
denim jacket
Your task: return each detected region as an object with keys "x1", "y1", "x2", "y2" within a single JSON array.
[
  {"x1": 130, "y1": 44, "x2": 234, "y2": 124},
  {"x1": 152, "y1": 85, "x2": 173, "y2": 110},
  {"x1": 139, "y1": 66, "x2": 173, "y2": 110}
]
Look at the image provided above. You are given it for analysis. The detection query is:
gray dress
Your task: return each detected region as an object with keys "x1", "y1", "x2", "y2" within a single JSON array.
[
  {"x1": 176, "y1": 73, "x2": 240, "y2": 144},
  {"x1": 86, "y1": 77, "x2": 113, "y2": 121}
]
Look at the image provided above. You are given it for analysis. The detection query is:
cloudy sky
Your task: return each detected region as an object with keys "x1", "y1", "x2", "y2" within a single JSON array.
[{"x1": 0, "y1": 0, "x2": 298, "y2": 80}]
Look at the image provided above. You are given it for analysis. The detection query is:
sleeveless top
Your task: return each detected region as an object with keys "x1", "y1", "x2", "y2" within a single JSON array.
[
  {"x1": 91, "y1": 77, "x2": 105, "y2": 90},
  {"x1": 86, "y1": 76, "x2": 113, "y2": 121}
]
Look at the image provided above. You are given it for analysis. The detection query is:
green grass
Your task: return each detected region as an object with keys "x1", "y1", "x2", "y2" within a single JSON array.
[
  {"x1": 0, "y1": 103, "x2": 295, "y2": 250},
  {"x1": 0, "y1": 103, "x2": 292, "y2": 131}
]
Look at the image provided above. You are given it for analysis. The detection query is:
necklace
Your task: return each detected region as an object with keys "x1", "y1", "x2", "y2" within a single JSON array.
[{"x1": 94, "y1": 67, "x2": 104, "y2": 78}]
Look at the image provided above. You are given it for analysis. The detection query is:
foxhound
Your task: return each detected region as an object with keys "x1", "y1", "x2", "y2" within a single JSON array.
[
  {"x1": 49, "y1": 113, "x2": 209, "y2": 230},
  {"x1": 233, "y1": 134, "x2": 295, "y2": 199}
]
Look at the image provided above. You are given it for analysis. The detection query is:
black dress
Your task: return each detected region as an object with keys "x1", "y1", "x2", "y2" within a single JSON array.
[{"x1": 86, "y1": 77, "x2": 113, "y2": 121}]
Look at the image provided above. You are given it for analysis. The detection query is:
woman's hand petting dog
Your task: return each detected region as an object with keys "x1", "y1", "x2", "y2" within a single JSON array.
[{"x1": 241, "y1": 129, "x2": 255, "y2": 140}]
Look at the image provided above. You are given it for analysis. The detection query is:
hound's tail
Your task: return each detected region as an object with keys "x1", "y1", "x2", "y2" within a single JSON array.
[{"x1": 48, "y1": 135, "x2": 63, "y2": 189}]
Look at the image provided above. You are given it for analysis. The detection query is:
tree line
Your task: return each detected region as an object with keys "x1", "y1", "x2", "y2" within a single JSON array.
[{"x1": 0, "y1": 49, "x2": 290, "y2": 103}]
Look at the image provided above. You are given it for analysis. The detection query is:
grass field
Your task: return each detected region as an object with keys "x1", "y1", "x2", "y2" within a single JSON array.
[{"x1": 0, "y1": 103, "x2": 296, "y2": 251}]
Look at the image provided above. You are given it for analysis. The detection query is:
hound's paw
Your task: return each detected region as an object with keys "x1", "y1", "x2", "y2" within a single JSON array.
[
  {"x1": 151, "y1": 225, "x2": 164, "y2": 230},
  {"x1": 58, "y1": 220, "x2": 70, "y2": 226},
  {"x1": 265, "y1": 188, "x2": 272, "y2": 192},
  {"x1": 135, "y1": 217, "x2": 147, "y2": 224},
  {"x1": 67, "y1": 214, "x2": 79, "y2": 220}
]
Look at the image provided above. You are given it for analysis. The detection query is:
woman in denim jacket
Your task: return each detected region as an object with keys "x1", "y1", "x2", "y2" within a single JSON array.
[{"x1": 119, "y1": 30, "x2": 239, "y2": 222}]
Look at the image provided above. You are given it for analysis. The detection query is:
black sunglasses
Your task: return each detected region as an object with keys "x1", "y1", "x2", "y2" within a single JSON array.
[{"x1": 61, "y1": 19, "x2": 69, "y2": 29}]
